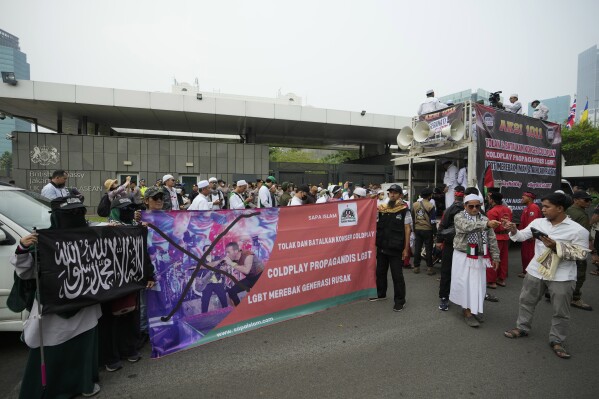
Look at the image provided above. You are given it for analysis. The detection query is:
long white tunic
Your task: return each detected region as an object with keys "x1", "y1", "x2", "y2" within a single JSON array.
[
  {"x1": 444, "y1": 164, "x2": 458, "y2": 205},
  {"x1": 417, "y1": 97, "x2": 448, "y2": 116},
  {"x1": 188, "y1": 193, "x2": 211, "y2": 211}
]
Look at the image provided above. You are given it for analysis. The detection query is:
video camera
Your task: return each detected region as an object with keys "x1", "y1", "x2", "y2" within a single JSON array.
[{"x1": 489, "y1": 91, "x2": 504, "y2": 109}]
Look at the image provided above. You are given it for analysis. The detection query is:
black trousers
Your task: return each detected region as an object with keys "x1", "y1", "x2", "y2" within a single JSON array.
[
  {"x1": 99, "y1": 302, "x2": 140, "y2": 366},
  {"x1": 438, "y1": 242, "x2": 454, "y2": 299},
  {"x1": 202, "y1": 282, "x2": 229, "y2": 312},
  {"x1": 376, "y1": 249, "x2": 406, "y2": 306},
  {"x1": 228, "y1": 272, "x2": 262, "y2": 306},
  {"x1": 413, "y1": 229, "x2": 434, "y2": 268}
]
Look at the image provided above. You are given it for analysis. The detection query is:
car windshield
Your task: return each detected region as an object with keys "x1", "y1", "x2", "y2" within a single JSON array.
[{"x1": 0, "y1": 190, "x2": 52, "y2": 232}]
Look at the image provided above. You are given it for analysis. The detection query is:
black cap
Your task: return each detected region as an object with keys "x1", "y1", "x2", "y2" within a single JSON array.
[
  {"x1": 51, "y1": 196, "x2": 86, "y2": 211},
  {"x1": 387, "y1": 184, "x2": 402, "y2": 192},
  {"x1": 111, "y1": 197, "x2": 134, "y2": 209},
  {"x1": 572, "y1": 190, "x2": 592, "y2": 200},
  {"x1": 454, "y1": 185, "x2": 465, "y2": 193},
  {"x1": 420, "y1": 188, "x2": 433, "y2": 197}
]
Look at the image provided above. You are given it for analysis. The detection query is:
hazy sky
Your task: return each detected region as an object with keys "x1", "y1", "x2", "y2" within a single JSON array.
[{"x1": 2, "y1": 0, "x2": 598, "y2": 116}]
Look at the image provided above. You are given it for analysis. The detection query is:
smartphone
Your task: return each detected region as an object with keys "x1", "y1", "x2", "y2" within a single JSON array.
[{"x1": 530, "y1": 227, "x2": 549, "y2": 240}]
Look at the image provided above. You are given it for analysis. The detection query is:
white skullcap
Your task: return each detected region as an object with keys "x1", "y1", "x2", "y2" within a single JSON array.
[
  {"x1": 208, "y1": 177, "x2": 218, "y2": 182},
  {"x1": 510, "y1": 93, "x2": 518, "y2": 98},
  {"x1": 353, "y1": 187, "x2": 367, "y2": 197},
  {"x1": 162, "y1": 174, "x2": 174, "y2": 183},
  {"x1": 197, "y1": 180, "x2": 209, "y2": 189},
  {"x1": 426, "y1": 89, "x2": 434, "y2": 95},
  {"x1": 554, "y1": 189, "x2": 565, "y2": 194},
  {"x1": 464, "y1": 194, "x2": 481, "y2": 203},
  {"x1": 237, "y1": 179, "x2": 248, "y2": 187}
]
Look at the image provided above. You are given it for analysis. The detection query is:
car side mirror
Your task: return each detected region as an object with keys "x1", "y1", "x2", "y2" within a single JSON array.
[{"x1": 0, "y1": 227, "x2": 16, "y2": 245}]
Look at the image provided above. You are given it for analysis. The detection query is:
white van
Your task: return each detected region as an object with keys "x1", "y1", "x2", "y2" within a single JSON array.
[{"x1": 0, "y1": 184, "x2": 52, "y2": 331}]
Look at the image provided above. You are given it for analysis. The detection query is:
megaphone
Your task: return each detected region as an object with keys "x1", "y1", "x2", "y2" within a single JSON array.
[
  {"x1": 441, "y1": 120, "x2": 465, "y2": 141},
  {"x1": 413, "y1": 121, "x2": 430, "y2": 143},
  {"x1": 397, "y1": 126, "x2": 413, "y2": 150}
]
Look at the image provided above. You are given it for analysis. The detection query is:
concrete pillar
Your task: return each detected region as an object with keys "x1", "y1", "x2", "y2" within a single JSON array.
[{"x1": 364, "y1": 144, "x2": 385, "y2": 157}]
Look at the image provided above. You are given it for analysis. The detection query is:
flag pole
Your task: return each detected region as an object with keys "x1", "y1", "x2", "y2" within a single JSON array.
[{"x1": 32, "y1": 227, "x2": 47, "y2": 391}]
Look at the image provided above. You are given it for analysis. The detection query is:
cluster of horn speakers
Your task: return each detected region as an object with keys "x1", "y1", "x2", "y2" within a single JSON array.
[{"x1": 397, "y1": 120, "x2": 465, "y2": 150}]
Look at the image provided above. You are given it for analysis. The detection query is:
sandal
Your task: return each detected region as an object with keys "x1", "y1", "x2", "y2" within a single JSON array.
[
  {"x1": 487, "y1": 283, "x2": 497, "y2": 289},
  {"x1": 504, "y1": 328, "x2": 528, "y2": 339},
  {"x1": 496, "y1": 280, "x2": 506, "y2": 287},
  {"x1": 590, "y1": 270, "x2": 599, "y2": 276},
  {"x1": 550, "y1": 342, "x2": 571, "y2": 359}
]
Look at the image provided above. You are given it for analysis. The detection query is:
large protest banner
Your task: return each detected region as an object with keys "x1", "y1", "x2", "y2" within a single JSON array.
[
  {"x1": 142, "y1": 199, "x2": 377, "y2": 358},
  {"x1": 418, "y1": 103, "x2": 464, "y2": 146},
  {"x1": 474, "y1": 103, "x2": 562, "y2": 221},
  {"x1": 37, "y1": 226, "x2": 149, "y2": 314}
]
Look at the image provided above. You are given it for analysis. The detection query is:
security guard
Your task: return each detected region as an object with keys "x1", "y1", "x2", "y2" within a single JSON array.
[{"x1": 369, "y1": 184, "x2": 412, "y2": 312}]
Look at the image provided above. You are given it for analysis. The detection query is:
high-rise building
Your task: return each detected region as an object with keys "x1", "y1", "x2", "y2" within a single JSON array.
[
  {"x1": 576, "y1": 45, "x2": 598, "y2": 125},
  {"x1": 0, "y1": 29, "x2": 30, "y2": 154},
  {"x1": 438, "y1": 88, "x2": 502, "y2": 106},
  {"x1": 526, "y1": 95, "x2": 571, "y2": 124}
]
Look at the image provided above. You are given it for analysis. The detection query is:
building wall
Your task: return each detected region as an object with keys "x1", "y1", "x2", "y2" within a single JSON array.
[
  {"x1": 12, "y1": 132, "x2": 269, "y2": 214},
  {"x1": 0, "y1": 35, "x2": 31, "y2": 154},
  {"x1": 526, "y1": 95, "x2": 571, "y2": 124},
  {"x1": 576, "y1": 45, "x2": 599, "y2": 125}
]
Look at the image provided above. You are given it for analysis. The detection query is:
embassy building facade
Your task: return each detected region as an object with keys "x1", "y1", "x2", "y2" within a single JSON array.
[{"x1": 2, "y1": 80, "x2": 409, "y2": 213}]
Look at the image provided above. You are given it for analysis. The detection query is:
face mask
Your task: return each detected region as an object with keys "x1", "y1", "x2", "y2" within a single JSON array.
[
  {"x1": 51, "y1": 208, "x2": 87, "y2": 229},
  {"x1": 119, "y1": 207, "x2": 136, "y2": 224}
]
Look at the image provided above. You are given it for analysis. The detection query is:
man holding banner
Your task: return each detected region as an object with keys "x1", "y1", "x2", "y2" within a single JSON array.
[{"x1": 11, "y1": 196, "x2": 102, "y2": 398}]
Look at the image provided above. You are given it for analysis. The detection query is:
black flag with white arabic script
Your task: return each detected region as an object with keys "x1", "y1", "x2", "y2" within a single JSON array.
[{"x1": 37, "y1": 226, "x2": 149, "y2": 314}]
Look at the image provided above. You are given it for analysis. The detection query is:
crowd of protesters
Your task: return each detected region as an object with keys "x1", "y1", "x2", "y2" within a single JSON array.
[{"x1": 8, "y1": 168, "x2": 599, "y2": 397}]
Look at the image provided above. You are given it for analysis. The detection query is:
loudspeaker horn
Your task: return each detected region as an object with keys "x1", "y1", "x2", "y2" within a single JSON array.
[
  {"x1": 397, "y1": 126, "x2": 413, "y2": 150},
  {"x1": 441, "y1": 120, "x2": 465, "y2": 141},
  {"x1": 413, "y1": 121, "x2": 430, "y2": 143}
]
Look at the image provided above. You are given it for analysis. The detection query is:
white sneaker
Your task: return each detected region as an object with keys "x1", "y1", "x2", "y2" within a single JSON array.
[{"x1": 82, "y1": 383, "x2": 101, "y2": 397}]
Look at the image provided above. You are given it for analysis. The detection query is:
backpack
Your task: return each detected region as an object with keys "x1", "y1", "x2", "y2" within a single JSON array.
[{"x1": 97, "y1": 193, "x2": 111, "y2": 217}]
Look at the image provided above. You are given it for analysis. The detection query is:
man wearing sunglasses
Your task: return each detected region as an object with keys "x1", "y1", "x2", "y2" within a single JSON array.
[
  {"x1": 450, "y1": 194, "x2": 500, "y2": 328},
  {"x1": 566, "y1": 190, "x2": 594, "y2": 311}
]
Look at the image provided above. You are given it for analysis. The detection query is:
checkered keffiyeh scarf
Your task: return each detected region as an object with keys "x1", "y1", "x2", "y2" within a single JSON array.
[{"x1": 463, "y1": 210, "x2": 488, "y2": 257}]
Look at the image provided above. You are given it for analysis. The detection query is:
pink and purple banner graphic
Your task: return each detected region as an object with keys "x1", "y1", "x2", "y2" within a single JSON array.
[{"x1": 142, "y1": 199, "x2": 377, "y2": 358}]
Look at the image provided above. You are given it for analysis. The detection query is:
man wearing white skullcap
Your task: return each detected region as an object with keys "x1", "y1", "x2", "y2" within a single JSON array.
[
  {"x1": 417, "y1": 89, "x2": 448, "y2": 116},
  {"x1": 449, "y1": 193, "x2": 501, "y2": 328},
  {"x1": 188, "y1": 180, "x2": 212, "y2": 211},
  {"x1": 505, "y1": 94, "x2": 523, "y2": 114},
  {"x1": 229, "y1": 180, "x2": 254, "y2": 209}
]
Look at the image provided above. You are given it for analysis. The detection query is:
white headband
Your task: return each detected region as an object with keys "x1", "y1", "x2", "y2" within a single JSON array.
[{"x1": 464, "y1": 194, "x2": 480, "y2": 203}]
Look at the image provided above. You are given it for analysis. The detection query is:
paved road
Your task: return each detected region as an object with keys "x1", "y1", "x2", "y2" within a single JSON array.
[{"x1": 3, "y1": 247, "x2": 599, "y2": 399}]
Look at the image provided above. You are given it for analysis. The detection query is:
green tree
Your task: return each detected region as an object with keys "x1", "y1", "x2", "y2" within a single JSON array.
[
  {"x1": 269, "y1": 147, "x2": 320, "y2": 163},
  {"x1": 0, "y1": 151, "x2": 12, "y2": 176},
  {"x1": 320, "y1": 150, "x2": 359, "y2": 164},
  {"x1": 561, "y1": 121, "x2": 599, "y2": 165}
]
